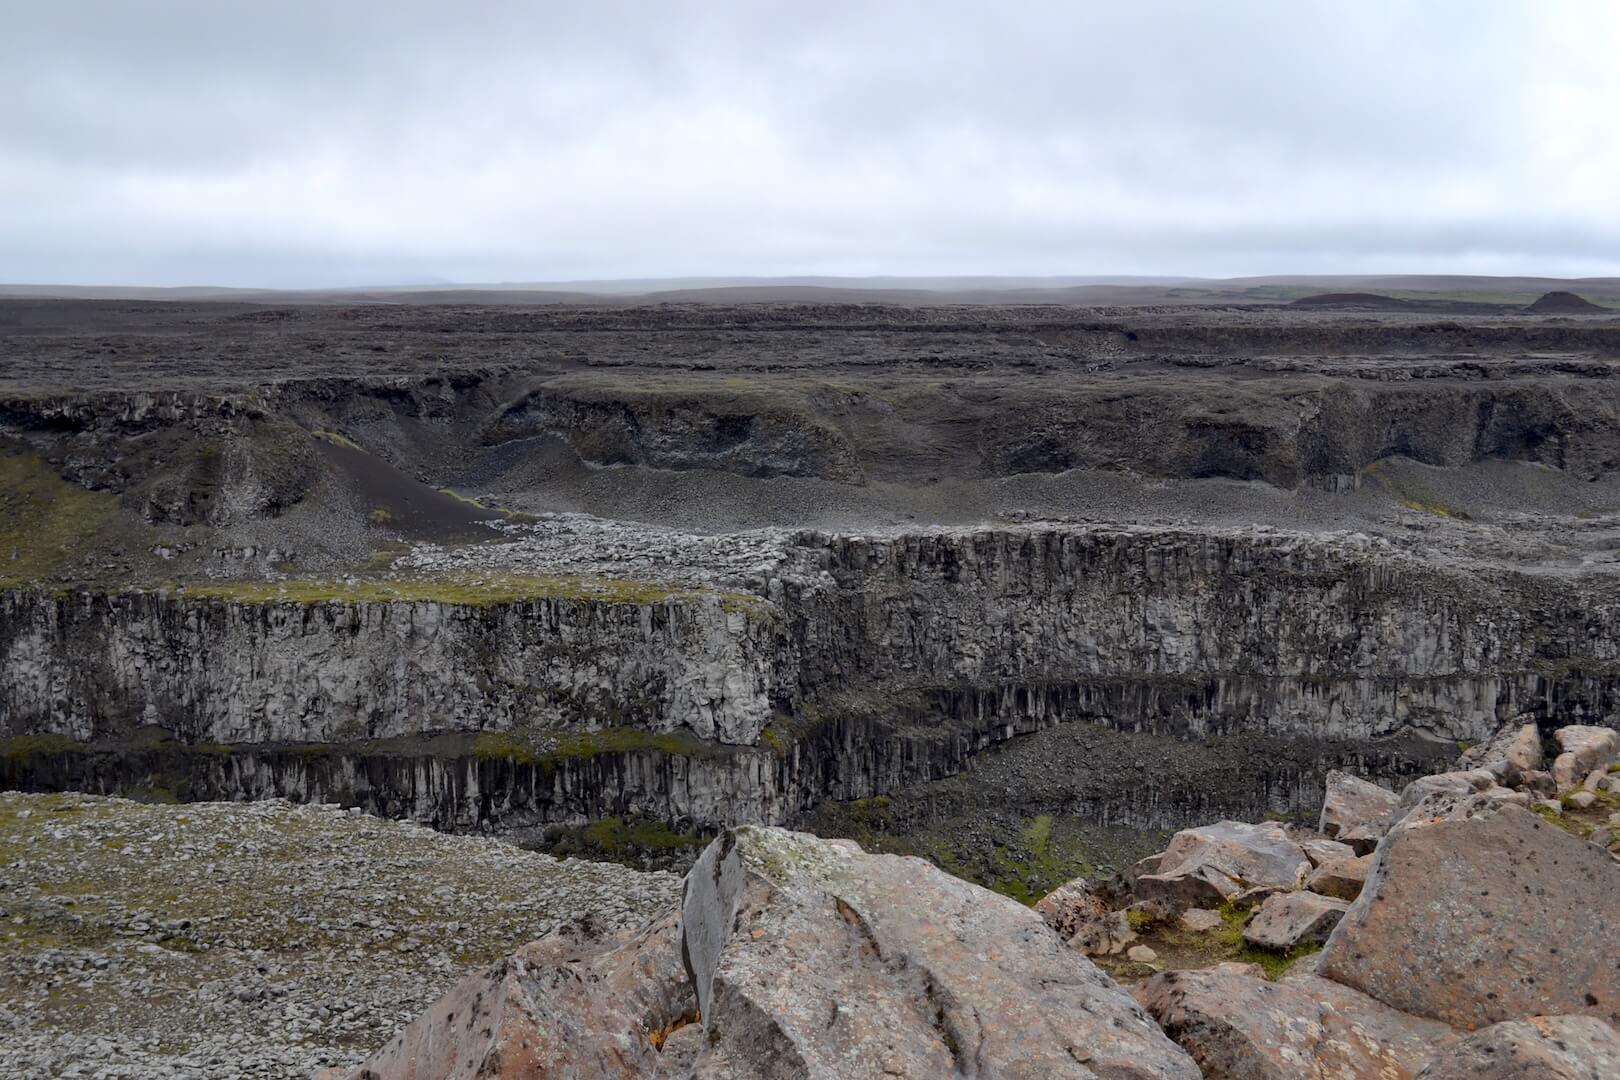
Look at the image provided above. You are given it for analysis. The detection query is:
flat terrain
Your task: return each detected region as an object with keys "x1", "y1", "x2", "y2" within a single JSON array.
[{"x1": 0, "y1": 791, "x2": 679, "y2": 1079}]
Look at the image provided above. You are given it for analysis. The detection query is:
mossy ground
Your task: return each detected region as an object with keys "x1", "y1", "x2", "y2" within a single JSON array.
[
  {"x1": 0, "y1": 453, "x2": 119, "y2": 588},
  {"x1": 175, "y1": 572, "x2": 755, "y2": 608},
  {"x1": 1090, "y1": 900, "x2": 1322, "y2": 983},
  {"x1": 471, "y1": 726, "x2": 733, "y2": 772}
]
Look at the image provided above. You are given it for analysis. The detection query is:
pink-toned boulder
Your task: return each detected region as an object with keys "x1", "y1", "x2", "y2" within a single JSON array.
[
  {"x1": 1318, "y1": 770, "x2": 1399, "y2": 853},
  {"x1": 1305, "y1": 853, "x2": 1372, "y2": 901},
  {"x1": 1134, "y1": 820, "x2": 1310, "y2": 908},
  {"x1": 1414, "y1": 1015, "x2": 1620, "y2": 1079},
  {"x1": 346, "y1": 911, "x2": 692, "y2": 1080},
  {"x1": 1137, "y1": 967, "x2": 1458, "y2": 1079},
  {"x1": 1318, "y1": 793, "x2": 1620, "y2": 1031},
  {"x1": 1240, "y1": 890, "x2": 1349, "y2": 951},
  {"x1": 1551, "y1": 725, "x2": 1620, "y2": 791},
  {"x1": 1034, "y1": 877, "x2": 1109, "y2": 940},
  {"x1": 1457, "y1": 720, "x2": 1543, "y2": 786}
]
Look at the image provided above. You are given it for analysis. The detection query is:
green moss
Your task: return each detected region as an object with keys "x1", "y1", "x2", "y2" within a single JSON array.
[
  {"x1": 580, "y1": 816, "x2": 705, "y2": 854},
  {"x1": 177, "y1": 573, "x2": 727, "y2": 608},
  {"x1": 0, "y1": 453, "x2": 119, "y2": 588},
  {"x1": 471, "y1": 731, "x2": 540, "y2": 766},
  {"x1": 0, "y1": 734, "x2": 80, "y2": 761},
  {"x1": 1609, "y1": 763, "x2": 1620, "y2": 774},
  {"x1": 759, "y1": 726, "x2": 785, "y2": 753},
  {"x1": 1125, "y1": 907, "x2": 1156, "y2": 932},
  {"x1": 545, "y1": 726, "x2": 726, "y2": 762}
]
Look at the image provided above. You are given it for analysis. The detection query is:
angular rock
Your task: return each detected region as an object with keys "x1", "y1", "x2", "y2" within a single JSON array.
[
  {"x1": 1134, "y1": 820, "x2": 1310, "y2": 908},
  {"x1": 1318, "y1": 770, "x2": 1399, "y2": 852},
  {"x1": 1567, "y1": 790, "x2": 1597, "y2": 810},
  {"x1": 1127, "y1": 944, "x2": 1159, "y2": 963},
  {"x1": 1034, "y1": 877, "x2": 1108, "y2": 940},
  {"x1": 347, "y1": 911, "x2": 693, "y2": 1080},
  {"x1": 1395, "y1": 771, "x2": 1478, "y2": 815},
  {"x1": 1457, "y1": 720, "x2": 1543, "y2": 786},
  {"x1": 1318, "y1": 794, "x2": 1620, "y2": 1030},
  {"x1": 1137, "y1": 968, "x2": 1458, "y2": 1079},
  {"x1": 1068, "y1": 910, "x2": 1139, "y2": 957},
  {"x1": 1305, "y1": 853, "x2": 1371, "y2": 901},
  {"x1": 1299, "y1": 836, "x2": 1355, "y2": 868},
  {"x1": 682, "y1": 827, "x2": 1200, "y2": 1079},
  {"x1": 1240, "y1": 890, "x2": 1349, "y2": 951},
  {"x1": 1415, "y1": 1015, "x2": 1620, "y2": 1080},
  {"x1": 1177, "y1": 907, "x2": 1225, "y2": 933},
  {"x1": 1551, "y1": 725, "x2": 1620, "y2": 791}
]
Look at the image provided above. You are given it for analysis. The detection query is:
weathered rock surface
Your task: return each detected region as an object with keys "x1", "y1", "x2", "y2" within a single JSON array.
[
  {"x1": 1552, "y1": 726, "x2": 1620, "y2": 791},
  {"x1": 348, "y1": 913, "x2": 693, "y2": 1080},
  {"x1": 1305, "y1": 853, "x2": 1371, "y2": 900},
  {"x1": 679, "y1": 826, "x2": 1201, "y2": 1079},
  {"x1": 1135, "y1": 819, "x2": 1310, "y2": 907},
  {"x1": 1457, "y1": 720, "x2": 1543, "y2": 786},
  {"x1": 1318, "y1": 794, "x2": 1620, "y2": 1030},
  {"x1": 1299, "y1": 836, "x2": 1355, "y2": 867},
  {"x1": 1034, "y1": 877, "x2": 1110, "y2": 940},
  {"x1": 1240, "y1": 890, "x2": 1349, "y2": 951},
  {"x1": 1137, "y1": 967, "x2": 1459, "y2": 1079},
  {"x1": 1414, "y1": 1015, "x2": 1620, "y2": 1080},
  {"x1": 1318, "y1": 770, "x2": 1399, "y2": 852}
]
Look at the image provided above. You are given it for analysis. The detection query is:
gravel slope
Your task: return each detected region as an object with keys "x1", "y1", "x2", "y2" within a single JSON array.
[{"x1": 0, "y1": 792, "x2": 680, "y2": 1079}]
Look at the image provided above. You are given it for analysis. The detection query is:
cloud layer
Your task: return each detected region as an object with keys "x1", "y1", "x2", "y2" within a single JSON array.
[{"x1": 3, "y1": 1, "x2": 1617, "y2": 286}]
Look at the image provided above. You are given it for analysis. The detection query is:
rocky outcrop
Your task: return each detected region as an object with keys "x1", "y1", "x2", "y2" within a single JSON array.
[
  {"x1": 1317, "y1": 769, "x2": 1399, "y2": 851},
  {"x1": 351, "y1": 827, "x2": 1202, "y2": 1079},
  {"x1": 1551, "y1": 725, "x2": 1620, "y2": 791},
  {"x1": 1137, "y1": 968, "x2": 1459, "y2": 1080},
  {"x1": 1317, "y1": 793, "x2": 1620, "y2": 1030},
  {"x1": 350, "y1": 912, "x2": 693, "y2": 1080},
  {"x1": 1415, "y1": 1015, "x2": 1620, "y2": 1080},
  {"x1": 1134, "y1": 820, "x2": 1311, "y2": 908}
]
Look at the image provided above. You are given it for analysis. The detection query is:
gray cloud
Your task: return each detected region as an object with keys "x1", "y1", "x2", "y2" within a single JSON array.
[{"x1": 2, "y1": 1, "x2": 1616, "y2": 286}]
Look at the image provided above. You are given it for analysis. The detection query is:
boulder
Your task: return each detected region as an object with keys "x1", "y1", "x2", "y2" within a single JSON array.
[
  {"x1": 1567, "y1": 790, "x2": 1597, "y2": 810},
  {"x1": 1134, "y1": 820, "x2": 1310, "y2": 908},
  {"x1": 1318, "y1": 770, "x2": 1399, "y2": 852},
  {"x1": 1299, "y1": 836, "x2": 1355, "y2": 868},
  {"x1": 1551, "y1": 725, "x2": 1620, "y2": 791},
  {"x1": 346, "y1": 911, "x2": 694, "y2": 1080},
  {"x1": 1068, "y1": 910, "x2": 1139, "y2": 957},
  {"x1": 1394, "y1": 772, "x2": 1477, "y2": 815},
  {"x1": 1414, "y1": 1015, "x2": 1620, "y2": 1079},
  {"x1": 1305, "y1": 853, "x2": 1371, "y2": 901},
  {"x1": 1137, "y1": 967, "x2": 1458, "y2": 1079},
  {"x1": 1318, "y1": 794, "x2": 1620, "y2": 1030},
  {"x1": 1457, "y1": 721, "x2": 1543, "y2": 786},
  {"x1": 1177, "y1": 907, "x2": 1225, "y2": 933},
  {"x1": 682, "y1": 826, "x2": 1200, "y2": 1079},
  {"x1": 1034, "y1": 878, "x2": 1108, "y2": 940},
  {"x1": 1240, "y1": 890, "x2": 1349, "y2": 951}
]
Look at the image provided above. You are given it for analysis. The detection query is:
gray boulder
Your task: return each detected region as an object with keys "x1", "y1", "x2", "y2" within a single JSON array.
[
  {"x1": 1318, "y1": 771, "x2": 1399, "y2": 853},
  {"x1": 1137, "y1": 967, "x2": 1458, "y2": 1079},
  {"x1": 1134, "y1": 820, "x2": 1311, "y2": 908},
  {"x1": 1415, "y1": 1015, "x2": 1620, "y2": 1080},
  {"x1": 1240, "y1": 890, "x2": 1349, "y2": 951},
  {"x1": 1457, "y1": 720, "x2": 1543, "y2": 786},
  {"x1": 1318, "y1": 793, "x2": 1620, "y2": 1030},
  {"x1": 682, "y1": 826, "x2": 1200, "y2": 1079}
]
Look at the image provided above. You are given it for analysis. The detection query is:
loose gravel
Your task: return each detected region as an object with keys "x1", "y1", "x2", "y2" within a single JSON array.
[{"x1": 0, "y1": 791, "x2": 680, "y2": 1079}]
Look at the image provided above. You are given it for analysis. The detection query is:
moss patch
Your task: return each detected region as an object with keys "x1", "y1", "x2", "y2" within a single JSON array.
[
  {"x1": 176, "y1": 573, "x2": 761, "y2": 609},
  {"x1": 0, "y1": 453, "x2": 119, "y2": 588},
  {"x1": 0, "y1": 734, "x2": 80, "y2": 761}
]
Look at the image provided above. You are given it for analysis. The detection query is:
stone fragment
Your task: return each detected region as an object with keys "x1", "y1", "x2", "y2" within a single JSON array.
[
  {"x1": 1457, "y1": 720, "x2": 1543, "y2": 786},
  {"x1": 1034, "y1": 878, "x2": 1108, "y2": 940},
  {"x1": 1299, "y1": 836, "x2": 1355, "y2": 867},
  {"x1": 1521, "y1": 768, "x2": 1558, "y2": 794},
  {"x1": 1177, "y1": 907, "x2": 1225, "y2": 933},
  {"x1": 1068, "y1": 910, "x2": 1139, "y2": 957},
  {"x1": 1127, "y1": 944, "x2": 1159, "y2": 963},
  {"x1": 1582, "y1": 767, "x2": 1609, "y2": 791},
  {"x1": 682, "y1": 827, "x2": 1199, "y2": 1080},
  {"x1": 1305, "y1": 853, "x2": 1371, "y2": 901},
  {"x1": 1240, "y1": 890, "x2": 1349, "y2": 951},
  {"x1": 1318, "y1": 794, "x2": 1620, "y2": 1030},
  {"x1": 1134, "y1": 820, "x2": 1310, "y2": 909},
  {"x1": 1228, "y1": 884, "x2": 1284, "y2": 910},
  {"x1": 1137, "y1": 968, "x2": 1458, "y2": 1080},
  {"x1": 1551, "y1": 725, "x2": 1620, "y2": 791},
  {"x1": 1318, "y1": 770, "x2": 1399, "y2": 852},
  {"x1": 346, "y1": 911, "x2": 693, "y2": 1080},
  {"x1": 1414, "y1": 1015, "x2": 1620, "y2": 1080},
  {"x1": 1566, "y1": 790, "x2": 1597, "y2": 810},
  {"x1": 1395, "y1": 771, "x2": 1477, "y2": 815}
]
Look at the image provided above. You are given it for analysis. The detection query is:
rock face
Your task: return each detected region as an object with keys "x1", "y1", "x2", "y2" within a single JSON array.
[
  {"x1": 680, "y1": 826, "x2": 1200, "y2": 1079},
  {"x1": 348, "y1": 912, "x2": 693, "y2": 1080},
  {"x1": 1317, "y1": 794, "x2": 1620, "y2": 1030},
  {"x1": 1318, "y1": 770, "x2": 1399, "y2": 851},
  {"x1": 1135, "y1": 819, "x2": 1311, "y2": 907},
  {"x1": 1240, "y1": 890, "x2": 1349, "y2": 951},
  {"x1": 1137, "y1": 968, "x2": 1459, "y2": 1080},
  {"x1": 1414, "y1": 1015, "x2": 1620, "y2": 1080}
]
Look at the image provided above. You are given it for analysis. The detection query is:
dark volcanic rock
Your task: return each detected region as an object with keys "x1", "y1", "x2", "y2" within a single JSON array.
[
  {"x1": 1527, "y1": 291, "x2": 1607, "y2": 314},
  {"x1": 1317, "y1": 794, "x2": 1620, "y2": 1030}
]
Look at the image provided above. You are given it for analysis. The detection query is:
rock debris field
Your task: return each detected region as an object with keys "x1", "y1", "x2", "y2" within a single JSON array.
[{"x1": 0, "y1": 792, "x2": 679, "y2": 1079}]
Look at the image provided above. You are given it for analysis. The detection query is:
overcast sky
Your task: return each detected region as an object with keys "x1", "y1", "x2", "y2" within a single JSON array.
[{"x1": 2, "y1": 1, "x2": 1617, "y2": 287}]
